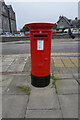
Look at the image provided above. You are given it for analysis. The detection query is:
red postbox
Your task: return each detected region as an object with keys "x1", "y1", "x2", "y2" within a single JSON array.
[{"x1": 27, "y1": 22, "x2": 56, "y2": 87}]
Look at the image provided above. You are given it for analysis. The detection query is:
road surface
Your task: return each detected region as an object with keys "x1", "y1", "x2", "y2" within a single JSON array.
[{"x1": 1, "y1": 40, "x2": 79, "y2": 55}]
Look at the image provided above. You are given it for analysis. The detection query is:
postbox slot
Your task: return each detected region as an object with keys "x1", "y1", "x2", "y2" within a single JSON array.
[{"x1": 34, "y1": 35, "x2": 47, "y2": 37}]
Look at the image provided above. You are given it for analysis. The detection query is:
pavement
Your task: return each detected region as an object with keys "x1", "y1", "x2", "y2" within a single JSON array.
[{"x1": 0, "y1": 52, "x2": 79, "y2": 119}]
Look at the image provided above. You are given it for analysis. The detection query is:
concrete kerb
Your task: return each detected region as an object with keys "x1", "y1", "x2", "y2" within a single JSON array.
[{"x1": 25, "y1": 109, "x2": 62, "y2": 118}]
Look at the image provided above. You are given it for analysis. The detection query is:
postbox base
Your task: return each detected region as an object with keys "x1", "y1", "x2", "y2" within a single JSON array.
[{"x1": 31, "y1": 73, "x2": 50, "y2": 87}]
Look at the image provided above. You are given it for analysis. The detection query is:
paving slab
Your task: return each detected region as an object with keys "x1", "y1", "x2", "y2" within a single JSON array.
[
  {"x1": 73, "y1": 73, "x2": 79, "y2": 79},
  {"x1": 0, "y1": 62, "x2": 2, "y2": 67},
  {"x1": 2, "y1": 57, "x2": 15, "y2": 62},
  {"x1": 11, "y1": 56, "x2": 27, "y2": 65},
  {"x1": 7, "y1": 63, "x2": 25, "y2": 72},
  {"x1": 50, "y1": 58, "x2": 54, "y2": 73},
  {"x1": 0, "y1": 87, "x2": 2, "y2": 95},
  {"x1": 25, "y1": 109, "x2": 62, "y2": 118},
  {"x1": 3, "y1": 75, "x2": 31, "y2": 95},
  {"x1": 58, "y1": 94, "x2": 78, "y2": 118},
  {"x1": 2, "y1": 61, "x2": 13, "y2": 66},
  {"x1": 0, "y1": 74, "x2": 2, "y2": 82},
  {"x1": 53, "y1": 57, "x2": 79, "y2": 68},
  {"x1": 27, "y1": 86, "x2": 60, "y2": 110},
  {"x1": 53, "y1": 58, "x2": 64, "y2": 67},
  {"x1": 76, "y1": 79, "x2": 80, "y2": 85},
  {"x1": 2, "y1": 75, "x2": 14, "y2": 93},
  {"x1": 0, "y1": 94, "x2": 2, "y2": 119},
  {"x1": 0, "y1": 67, "x2": 2, "y2": 72},
  {"x1": 73, "y1": 72, "x2": 80, "y2": 85},
  {"x1": 2, "y1": 56, "x2": 28, "y2": 72},
  {"x1": 54, "y1": 74, "x2": 73, "y2": 80},
  {"x1": 0, "y1": 81, "x2": 1, "y2": 87},
  {"x1": 0, "y1": 57, "x2": 2, "y2": 61},
  {"x1": 2, "y1": 95, "x2": 28, "y2": 118},
  {"x1": 23, "y1": 56, "x2": 31, "y2": 72},
  {"x1": 56, "y1": 79, "x2": 78, "y2": 95},
  {"x1": 0, "y1": 86, "x2": 2, "y2": 119},
  {"x1": 2, "y1": 65, "x2": 9, "y2": 72},
  {"x1": 55, "y1": 67, "x2": 78, "y2": 74},
  {"x1": 2, "y1": 75, "x2": 13, "y2": 86},
  {"x1": 61, "y1": 57, "x2": 75, "y2": 67}
]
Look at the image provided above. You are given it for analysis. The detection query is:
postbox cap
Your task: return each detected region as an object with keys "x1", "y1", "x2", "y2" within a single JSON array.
[{"x1": 26, "y1": 22, "x2": 56, "y2": 30}]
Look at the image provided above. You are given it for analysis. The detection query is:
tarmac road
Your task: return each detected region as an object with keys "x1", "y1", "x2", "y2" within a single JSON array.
[{"x1": 1, "y1": 40, "x2": 79, "y2": 55}]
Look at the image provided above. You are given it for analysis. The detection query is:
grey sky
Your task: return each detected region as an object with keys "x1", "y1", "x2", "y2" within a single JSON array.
[{"x1": 5, "y1": 2, "x2": 78, "y2": 30}]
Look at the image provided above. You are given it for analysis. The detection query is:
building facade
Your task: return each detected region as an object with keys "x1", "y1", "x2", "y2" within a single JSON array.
[
  {"x1": 78, "y1": 1, "x2": 80, "y2": 19},
  {"x1": 0, "y1": 1, "x2": 17, "y2": 33},
  {"x1": 57, "y1": 16, "x2": 71, "y2": 28},
  {"x1": 0, "y1": 1, "x2": 2, "y2": 33},
  {"x1": 57, "y1": 16, "x2": 80, "y2": 28},
  {"x1": 7, "y1": 5, "x2": 17, "y2": 33}
]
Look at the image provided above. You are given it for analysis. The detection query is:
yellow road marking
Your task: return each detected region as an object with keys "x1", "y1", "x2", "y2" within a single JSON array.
[
  {"x1": 2, "y1": 54, "x2": 30, "y2": 57},
  {"x1": 51, "y1": 53, "x2": 80, "y2": 56},
  {"x1": 1, "y1": 53, "x2": 80, "y2": 57}
]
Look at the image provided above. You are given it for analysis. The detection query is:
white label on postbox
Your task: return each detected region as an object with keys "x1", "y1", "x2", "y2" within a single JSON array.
[{"x1": 37, "y1": 40, "x2": 44, "y2": 50}]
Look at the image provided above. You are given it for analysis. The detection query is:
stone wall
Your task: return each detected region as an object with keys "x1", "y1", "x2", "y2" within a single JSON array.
[
  {"x1": 1, "y1": 36, "x2": 30, "y2": 42},
  {"x1": 52, "y1": 33, "x2": 79, "y2": 39}
]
